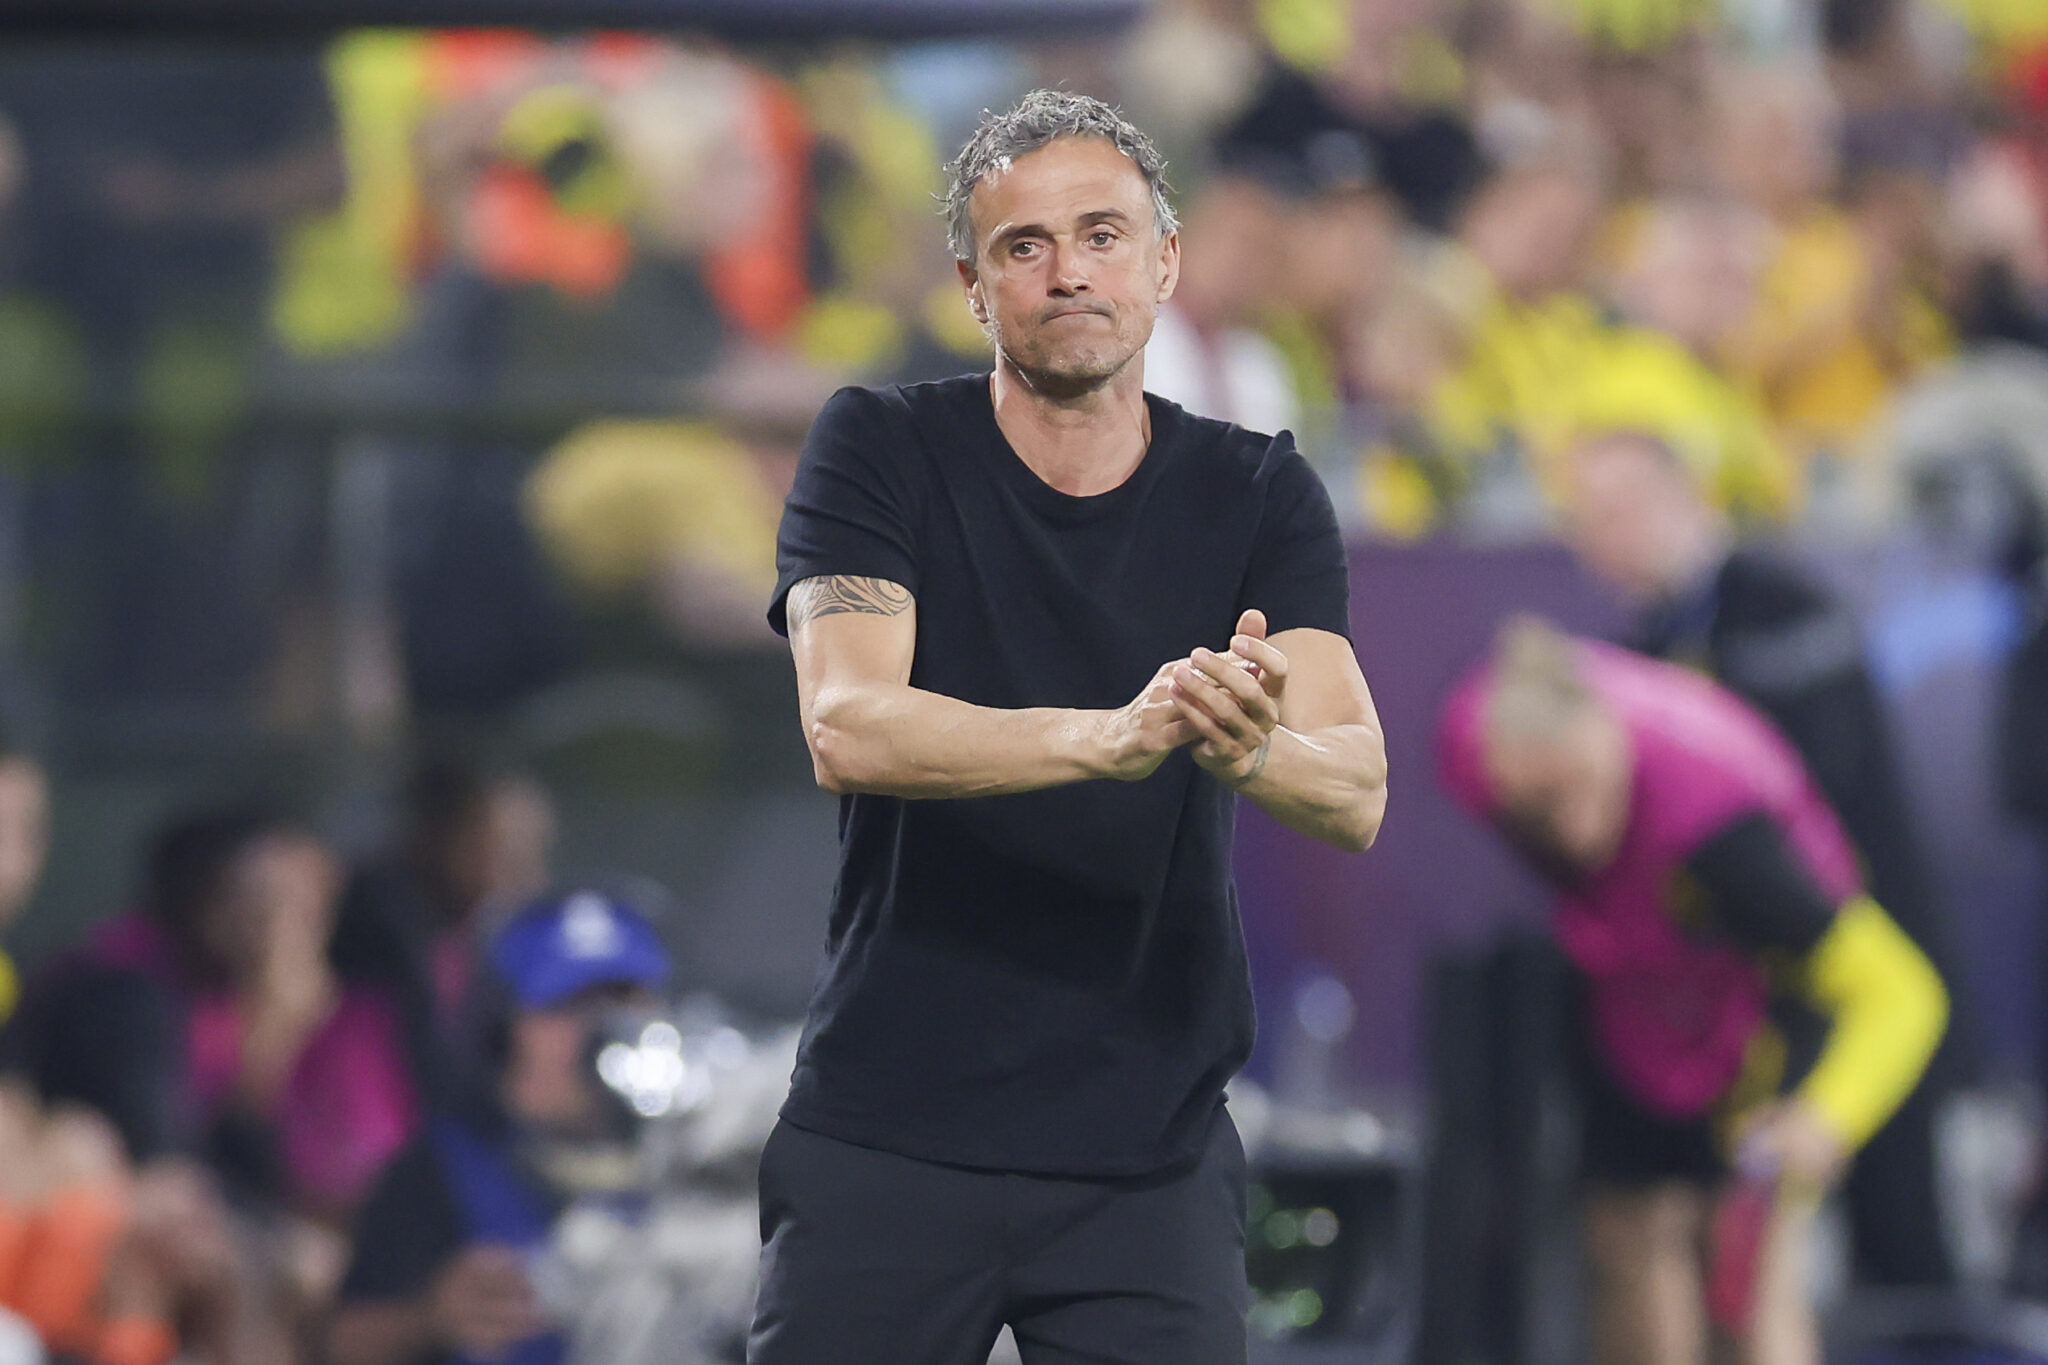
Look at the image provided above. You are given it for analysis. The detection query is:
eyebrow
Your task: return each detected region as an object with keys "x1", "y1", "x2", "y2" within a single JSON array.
[{"x1": 988, "y1": 208, "x2": 1139, "y2": 251}]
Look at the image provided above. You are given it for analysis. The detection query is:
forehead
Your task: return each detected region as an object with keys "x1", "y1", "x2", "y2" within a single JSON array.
[
  {"x1": 1485, "y1": 728, "x2": 1578, "y2": 791},
  {"x1": 1570, "y1": 435, "x2": 1677, "y2": 494},
  {"x1": 970, "y1": 135, "x2": 1153, "y2": 229}
]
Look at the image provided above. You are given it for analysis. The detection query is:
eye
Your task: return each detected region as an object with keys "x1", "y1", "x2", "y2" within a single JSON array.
[
  {"x1": 1010, "y1": 239, "x2": 1042, "y2": 259},
  {"x1": 1088, "y1": 229, "x2": 1118, "y2": 247}
]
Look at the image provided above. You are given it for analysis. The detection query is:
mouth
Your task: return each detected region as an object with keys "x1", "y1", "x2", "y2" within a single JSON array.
[{"x1": 1044, "y1": 308, "x2": 1110, "y2": 322}]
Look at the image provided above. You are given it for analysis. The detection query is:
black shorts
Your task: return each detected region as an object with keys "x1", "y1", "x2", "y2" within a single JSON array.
[
  {"x1": 748, "y1": 1110, "x2": 1249, "y2": 1365},
  {"x1": 1573, "y1": 1025, "x2": 1726, "y2": 1186},
  {"x1": 1567, "y1": 983, "x2": 1824, "y2": 1188}
]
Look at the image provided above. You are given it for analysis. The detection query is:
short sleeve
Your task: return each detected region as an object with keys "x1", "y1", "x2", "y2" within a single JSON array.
[
  {"x1": 768, "y1": 386, "x2": 923, "y2": 636},
  {"x1": 1684, "y1": 812, "x2": 1837, "y2": 956},
  {"x1": 1238, "y1": 439, "x2": 1350, "y2": 639},
  {"x1": 336, "y1": 1136, "x2": 465, "y2": 1304}
]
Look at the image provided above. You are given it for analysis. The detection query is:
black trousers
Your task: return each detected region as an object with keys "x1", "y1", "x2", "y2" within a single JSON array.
[{"x1": 747, "y1": 1112, "x2": 1249, "y2": 1365}]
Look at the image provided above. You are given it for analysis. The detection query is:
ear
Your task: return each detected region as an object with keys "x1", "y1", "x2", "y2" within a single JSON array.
[
  {"x1": 1155, "y1": 229, "x2": 1181, "y2": 305},
  {"x1": 956, "y1": 259, "x2": 988, "y2": 324}
]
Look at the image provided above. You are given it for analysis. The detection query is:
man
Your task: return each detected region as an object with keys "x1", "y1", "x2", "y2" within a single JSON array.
[
  {"x1": 1142, "y1": 169, "x2": 1300, "y2": 436},
  {"x1": 325, "y1": 890, "x2": 672, "y2": 1365},
  {"x1": 1560, "y1": 426, "x2": 1960, "y2": 1288},
  {"x1": 331, "y1": 756, "x2": 557, "y2": 1107},
  {"x1": 752, "y1": 90, "x2": 1388, "y2": 1365},
  {"x1": 1437, "y1": 619, "x2": 1946, "y2": 1365}
]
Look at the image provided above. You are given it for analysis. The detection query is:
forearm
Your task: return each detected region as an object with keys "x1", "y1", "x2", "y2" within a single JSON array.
[
  {"x1": 325, "y1": 1300, "x2": 438, "y2": 1365},
  {"x1": 1795, "y1": 896, "x2": 1948, "y2": 1150},
  {"x1": 1235, "y1": 722, "x2": 1388, "y2": 853},
  {"x1": 808, "y1": 680, "x2": 1110, "y2": 799}
]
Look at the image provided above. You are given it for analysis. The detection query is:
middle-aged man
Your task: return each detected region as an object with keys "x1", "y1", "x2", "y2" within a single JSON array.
[{"x1": 751, "y1": 90, "x2": 1388, "y2": 1365}]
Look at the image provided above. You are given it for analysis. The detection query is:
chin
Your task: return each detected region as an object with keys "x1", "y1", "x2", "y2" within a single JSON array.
[{"x1": 1014, "y1": 344, "x2": 1134, "y2": 393}]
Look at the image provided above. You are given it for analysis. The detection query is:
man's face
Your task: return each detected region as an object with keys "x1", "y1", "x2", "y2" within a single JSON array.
[
  {"x1": 209, "y1": 831, "x2": 339, "y2": 984},
  {"x1": 504, "y1": 984, "x2": 657, "y2": 1137},
  {"x1": 958, "y1": 136, "x2": 1179, "y2": 395},
  {"x1": 443, "y1": 778, "x2": 556, "y2": 927},
  {"x1": 1173, "y1": 174, "x2": 1279, "y2": 327},
  {"x1": 1484, "y1": 708, "x2": 1634, "y2": 876},
  {"x1": 1561, "y1": 433, "x2": 1702, "y2": 601},
  {"x1": 1460, "y1": 166, "x2": 1599, "y2": 300}
]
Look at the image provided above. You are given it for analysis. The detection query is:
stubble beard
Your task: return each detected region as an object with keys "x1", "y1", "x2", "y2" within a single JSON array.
[{"x1": 988, "y1": 312, "x2": 1150, "y2": 402}]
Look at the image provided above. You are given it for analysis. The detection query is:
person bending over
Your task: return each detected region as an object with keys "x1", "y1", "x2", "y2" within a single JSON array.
[{"x1": 1439, "y1": 619, "x2": 1946, "y2": 1365}]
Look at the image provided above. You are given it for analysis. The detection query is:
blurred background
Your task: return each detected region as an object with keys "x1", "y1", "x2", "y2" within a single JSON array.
[{"x1": 0, "y1": 0, "x2": 2045, "y2": 1360}]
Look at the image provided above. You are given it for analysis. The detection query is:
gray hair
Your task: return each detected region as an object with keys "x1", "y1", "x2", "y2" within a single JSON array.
[{"x1": 943, "y1": 89, "x2": 1178, "y2": 265}]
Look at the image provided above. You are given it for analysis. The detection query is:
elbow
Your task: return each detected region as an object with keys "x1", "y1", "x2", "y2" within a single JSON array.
[
  {"x1": 1313, "y1": 780, "x2": 1386, "y2": 854},
  {"x1": 1913, "y1": 956, "x2": 1951, "y2": 1051},
  {"x1": 808, "y1": 717, "x2": 862, "y2": 795},
  {"x1": 1339, "y1": 784, "x2": 1388, "y2": 854},
  {"x1": 807, "y1": 690, "x2": 884, "y2": 795},
  {"x1": 1342, "y1": 756, "x2": 1389, "y2": 853}
]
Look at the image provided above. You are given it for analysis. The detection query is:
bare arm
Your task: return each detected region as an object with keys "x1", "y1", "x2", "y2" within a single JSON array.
[
  {"x1": 326, "y1": 1300, "x2": 438, "y2": 1365},
  {"x1": 789, "y1": 575, "x2": 1194, "y2": 798},
  {"x1": 327, "y1": 1247, "x2": 546, "y2": 1365},
  {"x1": 1171, "y1": 612, "x2": 1388, "y2": 853}
]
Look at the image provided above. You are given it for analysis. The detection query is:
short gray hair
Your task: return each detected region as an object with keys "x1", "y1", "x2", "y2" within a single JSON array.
[{"x1": 944, "y1": 89, "x2": 1178, "y2": 265}]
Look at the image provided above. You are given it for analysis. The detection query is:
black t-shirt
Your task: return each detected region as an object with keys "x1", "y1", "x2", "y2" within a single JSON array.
[
  {"x1": 336, "y1": 1134, "x2": 467, "y2": 1313},
  {"x1": 768, "y1": 374, "x2": 1350, "y2": 1176}
]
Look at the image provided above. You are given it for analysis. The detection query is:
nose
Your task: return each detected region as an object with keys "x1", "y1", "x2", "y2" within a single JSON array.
[{"x1": 1049, "y1": 238, "x2": 1092, "y2": 296}]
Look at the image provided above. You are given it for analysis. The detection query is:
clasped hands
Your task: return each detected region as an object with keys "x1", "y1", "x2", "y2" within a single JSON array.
[{"x1": 1103, "y1": 609, "x2": 1287, "y2": 787}]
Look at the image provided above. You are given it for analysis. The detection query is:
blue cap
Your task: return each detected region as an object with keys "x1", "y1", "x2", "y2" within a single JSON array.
[{"x1": 490, "y1": 890, "x2": 671, "y2": 1008}]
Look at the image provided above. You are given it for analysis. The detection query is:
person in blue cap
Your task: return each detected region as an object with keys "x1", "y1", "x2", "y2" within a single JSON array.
[{"x1": 323, "y1": 889, "x2": 670, "y2": 1365}]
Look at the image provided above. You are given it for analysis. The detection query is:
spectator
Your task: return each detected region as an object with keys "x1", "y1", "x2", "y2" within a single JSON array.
[
  {"x1": 0, "y1": 743, "x2": 46, "y2": 1032},
  {"x1": 333, "y1": 760, "x2": 555, "y2": 1107},
  {"x1": 325, "y1": 890, "x2": 671, "y2": 1365},
  {"x1": 8, "y1": 807, "x2": 415, "y2": 1220},
  {"x1": 1143, "y1": 169, "x2": 1301, "y2": 435},
  {"x1": 1560, "y1": 427, "x2": 1964, "y2": 1289},
  {"x1": 1439, "y1": 619, "x2": 1947, "y2": 1365},
  {"x1": 1708, "y1": 62, "x2": 1951, "y2": 466},
  {"x1": 1408, "y1": 155, "x2": 1795, "y2": 536},
  {"x1": 1224, "y1": 0, "x2": 1482, "y2": 233},
  {"x1": 1944, "y1": 45, "x2": 2048, "y2": 350},
  {"x1": 0, "y1": 1073, "x2": 293, "y2": 1365}
]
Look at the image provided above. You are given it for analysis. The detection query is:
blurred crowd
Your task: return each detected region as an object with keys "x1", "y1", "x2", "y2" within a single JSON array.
[
  {"x1": 0, "y1": 0, "x2": 2043, "y2": 723},
  {"x1": 0, "y1": 744, "x2": 789, "y2": 1365}
]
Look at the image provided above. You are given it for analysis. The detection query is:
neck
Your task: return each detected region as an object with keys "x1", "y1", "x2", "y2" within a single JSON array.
[
  {"x1": 989, "y1": 352, "x2": 1153, "y2": 497},
  {"x1": 1655, "y1": 520, "x2": 1731, "y2": 599}
]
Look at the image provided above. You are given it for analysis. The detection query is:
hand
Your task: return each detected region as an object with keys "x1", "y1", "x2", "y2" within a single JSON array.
[
  {"x1": 1733, "y1": 1099, "x2": 1847, "y2": 1193},
  {"x1": 1172, "y1": 610, "x2": 1287, "y2": 786},
  {"x1": 427, "y1": 1245, "x2": 548, "y2": 1360},
  {"x1": 1097, "y1": 659, "x2": 1200, "y2": 782}
]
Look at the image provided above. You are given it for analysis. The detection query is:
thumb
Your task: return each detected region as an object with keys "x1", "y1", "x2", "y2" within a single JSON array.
[{"x1": 1235, "y1": 609, "x2": 1267, "y2": 642}]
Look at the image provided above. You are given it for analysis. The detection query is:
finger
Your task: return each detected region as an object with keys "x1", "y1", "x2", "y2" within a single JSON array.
[
  {"x1": 1193, "y1": 648, "x2": 1267, "y2": 702},
  {"x1": 1236, "y1": 608, "x2": 1267, "y2": 641},
  {"x1": 1187, "y1": 652, "x2": 1280, "y2": 728},
  {"x1": 1172, "y1": 681, "x2": 1265, "y2": 753},
  {"x1": 1228, "y1": 635, "x2": 1288, "y2": 698},
  {"x1": 1175, "y1": 670, "x2": 1269, "y2": 747},
  {"x1": 1172, "y1": 694, "x2": 1243, "y2": 753}
]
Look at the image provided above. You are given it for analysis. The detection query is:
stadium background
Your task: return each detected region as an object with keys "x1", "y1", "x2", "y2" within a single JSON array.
[{"x1": 1, "y1": 0, "x2": 2047, "y2": 1357}]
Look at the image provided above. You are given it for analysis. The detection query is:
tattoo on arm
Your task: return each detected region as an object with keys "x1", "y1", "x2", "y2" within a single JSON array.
[{"x1": 787, "y1": 575, "x2": 913, "y2": 629}]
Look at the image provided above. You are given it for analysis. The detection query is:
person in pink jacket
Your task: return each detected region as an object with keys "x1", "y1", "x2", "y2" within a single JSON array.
[{"x1": 1439, "y1": 618, "x2": 1947, "y2": 1365}]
